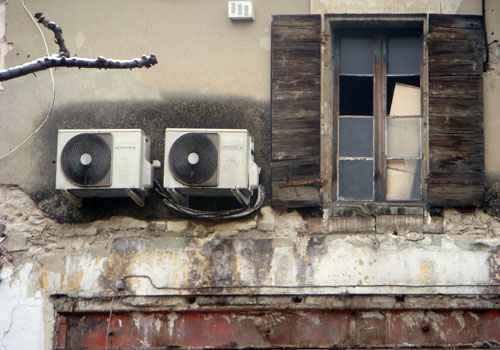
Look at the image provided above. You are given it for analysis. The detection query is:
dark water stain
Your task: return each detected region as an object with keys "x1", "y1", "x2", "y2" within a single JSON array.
[
  {"x1": 207, "y1": 239, "x2": 236, "y2": 286},
  {"x1": 239, "y1": 239, "x2": 274, "y2": 283},
  {"x1": 27, "y1": 95, "x2": 270, "y2": 223}
]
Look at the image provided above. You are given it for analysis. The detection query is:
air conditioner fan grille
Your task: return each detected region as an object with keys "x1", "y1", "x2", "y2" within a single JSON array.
[
  {"x1": 169, "y1": 133, "x2": 218, "y2": 185},
  {"x1": 60, "y1": 133, "x2": 111, "y2": 186}
]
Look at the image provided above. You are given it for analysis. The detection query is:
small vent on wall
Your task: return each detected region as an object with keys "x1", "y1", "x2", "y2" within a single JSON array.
[{"x1": 228, "y1": 1, "x2": 254, "y2": 21}]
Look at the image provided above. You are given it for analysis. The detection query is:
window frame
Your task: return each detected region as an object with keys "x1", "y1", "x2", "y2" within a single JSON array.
[{"x1": 325, "y1": 15, "x2": 428, "y2": 206}]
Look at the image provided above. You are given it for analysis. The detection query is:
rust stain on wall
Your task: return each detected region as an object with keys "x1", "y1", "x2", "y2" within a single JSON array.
[
  {"x1": 98, "y1": 238, "x2": 142, "y2": 291},
  {"x1": 58, "y1": 309, "x2": 500, "y2": 349}
]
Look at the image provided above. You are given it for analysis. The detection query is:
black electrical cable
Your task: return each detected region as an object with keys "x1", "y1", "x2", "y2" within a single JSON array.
[
  {"x1": 121, "y1": 274, "x2": 500, "y2": 292},
  {"x1": 483, "y1": 0, "x2": 489, "y2": 72},
  {"x1": 154, "y1": 179, "x2": 265, "y2": 220}
]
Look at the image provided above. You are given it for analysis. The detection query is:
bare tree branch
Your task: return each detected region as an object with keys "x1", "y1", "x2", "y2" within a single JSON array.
[
  {"x1": 0, "y1": 12, "x2": 159, "y2": 81},
  {"x1": 34, "y1": 13, "x2": 70, "y2": 58},
  {"x1": 0, "y1": 54, "x2": 158, "y2": 81}
]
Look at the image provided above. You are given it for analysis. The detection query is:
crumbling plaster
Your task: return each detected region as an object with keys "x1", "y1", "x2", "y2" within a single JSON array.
[
  {"x1": 0, "y1": 263, "x2": 44, "y2": 350},
  {"x1": 1, "y1": 1, "x2": 500, "y2": 349},
  {"x1": 1, "y1": 185, "x2": 500, "y2": 348}
]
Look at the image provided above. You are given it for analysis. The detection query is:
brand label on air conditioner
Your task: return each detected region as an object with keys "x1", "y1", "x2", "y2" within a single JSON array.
[
  {"x1": 223, "y1": 144, "x2": 243, "y2": 151},
  {"x1": 115, "y1": 145, "x2": 136, "y2": 150}
]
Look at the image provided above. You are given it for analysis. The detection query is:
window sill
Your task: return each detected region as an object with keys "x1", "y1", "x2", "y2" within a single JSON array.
[
  {"x1": 309, "y1": 203, "x2": 444, "y2": 235},
  {"x1": 326, "y1": 202, "x2": 425, "y2": 217}
]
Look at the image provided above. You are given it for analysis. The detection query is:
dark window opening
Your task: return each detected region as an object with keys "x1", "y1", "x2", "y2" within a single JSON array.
[
  {"x1": 339, "y1": 76, "x2": 374, "y2": 116},
  {"x1": 333, "y1": 27, "x2": 423, "y2": 202}
]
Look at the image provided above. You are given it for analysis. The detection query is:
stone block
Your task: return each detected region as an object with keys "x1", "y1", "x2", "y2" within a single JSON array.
[
  {"x1": 308, "y1": 217, "x2": 326, "y2": 234},
  {"x1": 105, "y1": 217, "x2": 148, "y2": 231},
  {"x1": 328, "y1": 217, "x2": 375, "y2": 233},
  {"x1": 209, "y1": 218, "x2": 257, "y2": 233},
  {"x1": 376, "y1": 215, "x2": 424, "y2": 234},
  {"x1": 167, "y1": 220, "x2": 188, "y2": 233},
  {"x1": 3, "y1": 233, "x2": 27, "y2": 252},
  {"x1": 423, "y1": 216, "x2": 443, "y2": 234},
  {"x1": 258, "y1": 206, "x2": 275, "y2": 231}
]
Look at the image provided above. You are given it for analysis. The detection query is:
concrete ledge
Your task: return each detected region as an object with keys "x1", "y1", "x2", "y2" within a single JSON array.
[
  {"x1": 308, "y1": 216, "x2": 375, "y2": 234},
  {"x1": 376, "y1": 215, "x2": 424, "y2": 234}
]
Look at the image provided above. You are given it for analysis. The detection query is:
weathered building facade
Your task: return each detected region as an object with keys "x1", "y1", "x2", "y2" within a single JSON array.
[{"x1": 1, "y1": 0, "x2": 500, "y2": 349}]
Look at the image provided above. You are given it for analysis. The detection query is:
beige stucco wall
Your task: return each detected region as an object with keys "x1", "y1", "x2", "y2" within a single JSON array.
[
  {"x1": 4, "y1": 0, "x2": 309, "y2": 100},
  {"x1": 483, "y1": 1, "x2": 500, "y2": 177}
]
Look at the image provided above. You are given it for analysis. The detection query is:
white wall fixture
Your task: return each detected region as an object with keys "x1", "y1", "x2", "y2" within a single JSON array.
[
  {"x1": 164, "y1": 128, "x2": 260, "y2": 206},
  {"x1": 56, "y1": 129, "x2": 159, "y2": 207},
  {"x1": 228, "y1": 1, "x2": 254, "y2": 21}
]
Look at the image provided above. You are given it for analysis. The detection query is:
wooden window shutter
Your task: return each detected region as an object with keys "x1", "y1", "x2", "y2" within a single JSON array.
[
  {"x1": 427, "y1": 14, "x2": 485, "y2": 206},
  {"x1": 271, "y1": 15, "x2": 322, "y2": 208}
]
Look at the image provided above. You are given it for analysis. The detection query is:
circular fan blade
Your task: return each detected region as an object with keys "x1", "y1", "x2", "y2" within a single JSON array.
[
  {"x1": 60, "y1": 133, "x2": 111, "y2": 186},
  {"x1": 169, "y1": 133, "x2": 218, "y2": 185}
]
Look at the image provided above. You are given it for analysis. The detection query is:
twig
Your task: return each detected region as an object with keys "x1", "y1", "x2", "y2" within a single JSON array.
[
  {"x1": 0, "y1": 12, "x2": 159, "y2": 82},
  {"x1": 104, "y1": 293, "x2": 115, "y2": 350},
  {"x1": 0, "y1": 54, "x2": 158, "y2": 81},
  {"x1": 34, "y1": 13, "x2": 69, "y2": 57}
]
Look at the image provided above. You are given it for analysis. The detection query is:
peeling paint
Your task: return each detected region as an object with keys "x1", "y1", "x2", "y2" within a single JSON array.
[
  {"x1": 0, "y1": 264, "x2": 44, "y2": 349},
  {"x1": 2, "y1": 185, "x2": 500, "y2": 347},
  {"x1": 427, "y1": 311, "x2": 447, "y2": 342},
  {"x1": 361, "y1": 311, "x2": 385, "y2": 320},
  {"x1": 451, "y1": 311, "x2": 466, "y2": 330},
  {"x1": 167, "y1": 313, "x2": 178, "y2": 337},
  {"x1": 417, "y1": 261, "x2": 434, "y2": 281},
  {"x1": 55, "y1": 309, "x2": 500, "y2": 348}
]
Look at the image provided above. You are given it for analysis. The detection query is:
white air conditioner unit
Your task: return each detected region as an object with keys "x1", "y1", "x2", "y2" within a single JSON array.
[
  {"x1": 56, "y1": 129, "x2": 158, "y2": 207},
  {"x1": 164, "y1": 128, "x2": 260, "y2": 206},
  {"x1": 228, "y1": 1, "x2": 254, "y2": 21}
]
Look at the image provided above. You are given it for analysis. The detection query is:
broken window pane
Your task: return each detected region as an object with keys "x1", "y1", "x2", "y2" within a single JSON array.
[
  {"x1": 387, "y1": 118, "x2": 421, "y2": 158},
  {"x1": 340, "y1": 37, "x2": 374, "y2": 74},
  {"x1": 387, "y1": 77, "x2": 420, "y2": 115},
  {"x1": 387, "y1": 36, "x2": 422, "y2": 74},
  {"x1": 386, "y1": 159, "x2": 422, "y2": 200},
  {"x1": 339, "y1": 117, "x2": 373, "y2": 157},
  {"x1": 339, "y1": 159, "x2": 374, "y2": 200},
  {"x1": 339, "y1": 76, "x2": 373, "y2": 116}
]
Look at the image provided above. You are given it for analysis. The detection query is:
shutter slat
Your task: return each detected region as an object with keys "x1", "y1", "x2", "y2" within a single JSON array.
[
  {"x1": 427, "y1": 14, "x2": 485, "y2": 206},
  {"x1": 271, "y1": 15, "x2": 322, "y2": 208}
]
